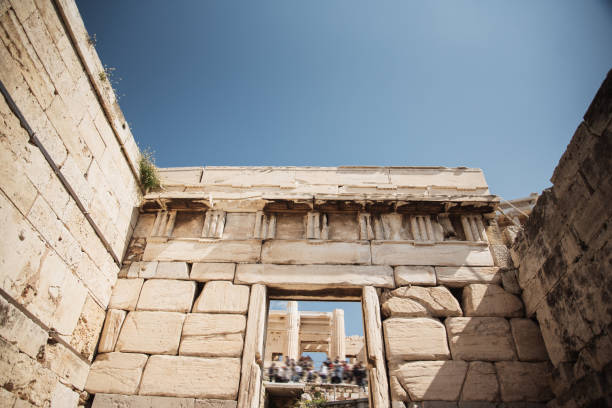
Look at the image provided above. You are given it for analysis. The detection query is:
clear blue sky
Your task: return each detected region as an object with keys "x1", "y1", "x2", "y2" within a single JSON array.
[{"x1": 77, "y1": 1, "x2": 612, "y2": 199}]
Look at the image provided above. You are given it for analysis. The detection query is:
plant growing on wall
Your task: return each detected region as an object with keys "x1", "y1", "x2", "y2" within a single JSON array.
[{"x1": 139, "y1": 148, "x2": 161, "y2": 191}]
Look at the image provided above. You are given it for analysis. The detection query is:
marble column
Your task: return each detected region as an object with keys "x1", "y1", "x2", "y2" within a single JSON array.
[
  {"x1": 286, "y1": 301, "x2": 299, "y2": 361},
  {"x1": 331, "y1": 309, "x2": 346, "y2": 361}
]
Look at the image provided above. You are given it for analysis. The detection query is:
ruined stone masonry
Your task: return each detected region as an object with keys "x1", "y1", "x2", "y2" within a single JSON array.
[
  {"x1": 82, "y1": 164, "x2": 554, "y2": 408},
  {"x1": 0, "y1": 1, "x2": 609, "y2": 407},
  {"x1": 511, "y1": 70, "x2": 612, "y2": 407}
]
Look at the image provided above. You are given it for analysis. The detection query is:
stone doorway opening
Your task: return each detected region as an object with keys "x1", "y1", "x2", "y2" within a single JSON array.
[{"x1": 263, "y1": 298, "x2": 370, "y2": 407}]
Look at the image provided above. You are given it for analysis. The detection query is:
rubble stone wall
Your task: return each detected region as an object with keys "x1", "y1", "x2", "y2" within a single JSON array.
[
  {"x1": 0, "y1": 0, "x2": 141, "y2": 406},
  {"x1": 511, "y1": 70, "x2": 612, "y2": 407}
]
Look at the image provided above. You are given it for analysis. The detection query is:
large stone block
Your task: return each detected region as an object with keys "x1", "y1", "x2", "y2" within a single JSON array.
[
  {"x1": 0, "y1": 388, "x2": 16, "y2": 407},
  {"x1": 128, "y1": 261, "x2": 158, "y2": 278},
  {"x1": 0, "y1": 338, "x2": 58, "y2": 407},
  {"x1": 500, "y1": 268, "x2": 521, "y2": 295},
  {"x1": 372, "y1": 242, "x2": 494, "y2": 266},
  {"x1": 133, "y1": 213, "x2": 156, "y2": 238},
  {"x1": 27, "y1": 184, "x2": 82, "y2": 267},
  {"x1": 520, "y1": 276, "x2": 546, "y2": 318},
  {"x1": 193, "y1": 281, "x2": 249, "y2": 314},
  {"x1": 445, "y1": 317, "x2": 515, "y2": 361},
  {"x1": 383, "y1": 318, "x2": 450, "y2": 360},
  {"x1": 108, "y1": 278, "x2": 144, "y2": 310},
  {"x1": 50, "y1": 382, "x2": 80, "y2": 407},
  {"x1": 137, "y1": 279, "x2": 196, "y2": 312},
  {"x1": 0, "y1": 196, "x2": 46, "y2": 305},
  {"x1": 235, "y1": 264, "x2": 394, "y2": 289},
  {"x1": 191, "y1": 263, "x2": 235, "y2": 282},
  {"x1": 388, "y1": 167, "x2": 489, "y2": 190},
  {"x1": 534, "y1": 306, "x2": 570, "y2": 366},
  {"x1": 510, "y1": 318, "x2": 549, "y2": 362},
  {"x1": 93, "y1": 394, "x2": 196, "y2": 407},
  {"x1": 391, "y1": 361, "x2": 468, "y2": 401},
  {"x1": 386, "y1": 286, "x2": 462, "y2": 317},
  {"x1": 462, "y1": 284, "x2": 524, "y2": 317},
  {"x1": 0, "y1": 136, "x2": 39, "y2": 215},
  {"x1": 461, "y1": 361, "x2": 499, "y2": 401},
  {"x1": 43, "y1": 341, "x2": 90, "y2": 390},
  {"x1": 32, "y1": 249, "x2": 89, "y2": 335},
  {"x1": 394, "y1": 266, "x2": 436, "y2": 286},
  {"x1": 142, "y1": 239, "x2": 261, "y2": 263},
  {"x1": 0, "y1": 296, "x2": 48, "y2": 360},
  {"x1": 139, "y1": 356, "x2": 241, "y2": 399},
  {"x1": 490, "y1": 244, "x2": 513, "y2": 268},
  {"x1": 98, "y1": 309, "x2": 126, "y2": 353},
  {"x1": 69, "y1": 294, "x2": 106, "y2": 361},
  {"x1": 200, "y1": 167, "x2": 296, "y2": 187},
  {"x1": 195, "y1": 400, "x2": 237, "y2": 408},
  {"x1": 85, "y1": 352, "x2": 148, "y2": 395},
  {"x1": 159, "y1": 168, "x2": 203, "y2": 185},
  {"x1": 381, "y1": 297, "x2": 428, "y2": 317},
  {"x1": 389, "y1": 375, "x2": 408, "y2": 401},
  {"x1": 180, "y1": 314, "x2": 246, "y2": 357},
  {"x1": 435, "y1": 266, "x2": 501, "y2": 287},
  {"x1": 495, "y1": 362, "x2": 553, "y2": 402},
  {"x1": 261, "y1": 240, "x2": 371, "y2": 264},
  {"x1": 116, "y1": 311, "x2": 186, "y2": 355},
  {"x1": 146, "y1": 262, "x2": 190, "y2": 279},
  {"x1": 75, "y1": 254, "x2": 115, "y2": 308}
]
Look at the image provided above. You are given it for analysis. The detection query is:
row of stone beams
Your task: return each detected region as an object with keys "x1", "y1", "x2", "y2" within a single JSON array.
[{"x1": 149, "y1": 209, "x2": 489, "y2": 243}]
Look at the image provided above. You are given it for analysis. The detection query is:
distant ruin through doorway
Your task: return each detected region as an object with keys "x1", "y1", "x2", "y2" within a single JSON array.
[{"x1": 263, "y1": 299, "x2": 369, "y2": 407}]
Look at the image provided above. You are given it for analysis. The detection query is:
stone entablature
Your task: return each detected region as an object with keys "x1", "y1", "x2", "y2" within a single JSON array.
[{"x1": 156, "y1": 166, "x2": 492, "y2": 197}]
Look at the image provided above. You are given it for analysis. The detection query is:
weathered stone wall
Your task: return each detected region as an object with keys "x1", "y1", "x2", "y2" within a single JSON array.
[
  {"x1": 85, "y1": 166, "x2": 554, "y2": 407},
  {"x1": 305, "y1": 384, "x2": 368, "y2": 402},
  {"x1": 0, "y1": 1, "x2": 569, "y2": 405},
  {"x1": 0, "y1": 0, "x2": 141, "y2": 405},
  {"x1": 385, "y1": 262, "x2": 552, "y2": 403},
  {"x1": 511, "y1": 70, "x2": 612, "y2": 407}
]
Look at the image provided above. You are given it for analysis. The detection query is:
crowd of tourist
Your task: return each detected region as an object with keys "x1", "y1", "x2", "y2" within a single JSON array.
[{"x1": 266, "y1": 356, "x2": 367, "y2": 388}]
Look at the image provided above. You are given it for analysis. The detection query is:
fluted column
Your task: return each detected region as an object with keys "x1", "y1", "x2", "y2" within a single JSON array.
[
  {"x1": 286, "y1": 301, "x2": 299, "y2": 361},
  {"x1": 331, "y1": 309, "x2": 346, "y2": 361}
]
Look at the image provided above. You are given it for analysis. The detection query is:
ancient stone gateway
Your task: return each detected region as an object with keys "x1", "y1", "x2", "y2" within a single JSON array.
[
  {"x1": 4, "y1": 0, "x2": 591, "y2": 405},
  {"x1": 84, "y1": 166, "x2": 553, "y2": 407}
]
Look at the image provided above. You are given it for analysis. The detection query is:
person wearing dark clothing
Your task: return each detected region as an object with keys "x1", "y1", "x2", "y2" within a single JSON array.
[
  {"x1": 353, "y1": 361, "x2": 366, "y2": 389},
  {"x1": 268, "y1": 363, "x2": 278, "y2": 382}
]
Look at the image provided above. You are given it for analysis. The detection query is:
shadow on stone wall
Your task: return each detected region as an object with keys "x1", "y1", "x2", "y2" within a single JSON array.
[{"x1": 511, "y1": 69, "x2": 612, "y2": 407}]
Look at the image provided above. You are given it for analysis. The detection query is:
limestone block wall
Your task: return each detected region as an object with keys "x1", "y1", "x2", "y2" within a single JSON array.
[
  {"x1": 511, "y1": 70, "x2": 612, "y2": 407},
  {"x1": 85, "y1": 263, "x2": 246, "y2": 403},
  {"x1": 0, "y1": 0, "x2": 141, "y2": 406},
  {"x1": 385, "y1": 277, "x2": 552, "y2": 404},
  {"x1": 85, "y1": 170, "x2": 555, "y2": 407}
]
